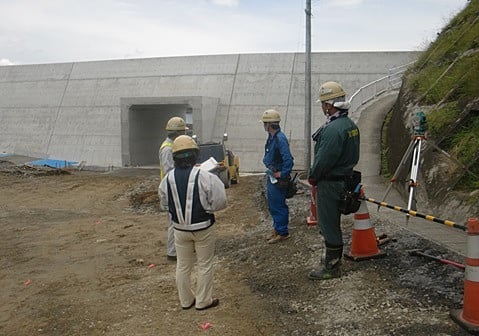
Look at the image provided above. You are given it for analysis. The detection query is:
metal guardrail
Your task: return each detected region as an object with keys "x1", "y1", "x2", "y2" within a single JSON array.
[{"x1": 349, "y1": 61, "x2": 416, "y2": 114}]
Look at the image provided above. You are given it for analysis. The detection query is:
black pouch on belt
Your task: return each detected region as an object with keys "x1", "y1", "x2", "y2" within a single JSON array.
[
  {"x1": 338, "y1": 170, "x2": 362, "y2": 215},
  {"x1": 278, "y1": 173, "x2": 298, "y2": 199}
]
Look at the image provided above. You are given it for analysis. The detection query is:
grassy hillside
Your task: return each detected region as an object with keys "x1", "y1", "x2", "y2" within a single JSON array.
[{"x1": 403, "y1": 0, "x2": 479, "y2": 191}]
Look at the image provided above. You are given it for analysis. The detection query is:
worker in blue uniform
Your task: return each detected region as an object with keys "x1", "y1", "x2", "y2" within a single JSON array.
[{"x1": 261, "y1": 109, "x2": 294, "y2": 244}]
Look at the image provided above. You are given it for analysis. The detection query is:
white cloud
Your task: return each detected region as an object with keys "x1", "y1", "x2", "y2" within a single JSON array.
[
  {"x1": 328, "y1": 0, "x2": 364, "y2": 8},
  {"x1": 0, "y1": 58, "x2": 15, "y2": 66},
  {"x1": 211, "y1": 0, "x2": 239, "y2": 7},
  {"x1": 0, "y1": 0, "x2": 469, "y2": 64}
]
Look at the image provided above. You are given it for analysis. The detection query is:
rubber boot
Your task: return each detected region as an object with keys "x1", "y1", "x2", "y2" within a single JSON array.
[{"x1": 309, "y1": 245, "x2": 343, "y2": 280}]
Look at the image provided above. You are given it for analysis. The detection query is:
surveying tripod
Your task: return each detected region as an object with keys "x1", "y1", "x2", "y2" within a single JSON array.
[
  {"x1": 380, "y1": 112, "x2": 428, "y2": 221},
  {"x1": 381, "y1": 111, "x2": 479, "y2": 222}
]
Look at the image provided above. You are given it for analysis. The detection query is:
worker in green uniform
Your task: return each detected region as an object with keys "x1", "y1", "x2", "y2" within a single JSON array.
[{"x1": 308, "y1": 81, "x2": 360, "y2": 280}]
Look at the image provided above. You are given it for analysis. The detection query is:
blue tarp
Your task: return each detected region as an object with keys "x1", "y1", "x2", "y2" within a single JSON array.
[
  {"x1": 0, "y1": 153, "x2": 11, "y2": 157},
  {"x1": 27, "y1": 159, "x2": 78, "y2": 169}
]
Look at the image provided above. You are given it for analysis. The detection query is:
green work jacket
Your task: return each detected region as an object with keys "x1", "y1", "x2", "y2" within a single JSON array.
[{"x1": 310, "y1": 114, "x2": 360, "y2": 180}]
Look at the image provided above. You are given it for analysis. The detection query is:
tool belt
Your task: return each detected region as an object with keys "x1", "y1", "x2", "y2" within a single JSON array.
[{"x1": 321, "y1": 175, "x2": 349, "y2": 181}]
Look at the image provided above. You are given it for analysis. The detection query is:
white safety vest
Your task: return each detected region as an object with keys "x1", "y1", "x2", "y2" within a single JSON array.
[
  {"x1": 167, "y1": 167, "x2": 212, "y2": 231},
  {"x1": 159, "y1": 166, "x2": 227, "y2": 231}
]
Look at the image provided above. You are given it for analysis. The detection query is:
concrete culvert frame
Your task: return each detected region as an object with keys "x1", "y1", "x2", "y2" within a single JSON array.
[{"x1": 120, "y1": 96, "x2": 220, "y2": 167}]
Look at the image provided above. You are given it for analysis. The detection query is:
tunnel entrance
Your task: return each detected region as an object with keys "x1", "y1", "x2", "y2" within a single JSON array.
[
  {"x1": 120, "y1": 96, "x2": 220, "y2": 167},
  {"x1": 126, "y1": 104, "x2": 192, "y2": 167}
]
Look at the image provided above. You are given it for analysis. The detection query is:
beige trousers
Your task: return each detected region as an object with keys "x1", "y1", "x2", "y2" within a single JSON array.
[
  {"x1": 167, "y1": 219, "x2": 176, "y2": 257},
  {"x1": 174, "y1": 225, "x2": 216, "y2": 309}
]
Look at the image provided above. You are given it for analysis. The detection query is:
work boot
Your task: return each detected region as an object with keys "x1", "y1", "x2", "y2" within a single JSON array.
[
  {"x1": 308, "y1": 264, "x2": 341, "y2": 280},
  {"x1": 267, "y1": 233, "x2": 290, "y2": 244},
  {"x1": 265, "y1": 229, "x2": 278, "y2": 241},
  {"x1": 309, "y1": 245, "x2": 343, "y2": 280}
]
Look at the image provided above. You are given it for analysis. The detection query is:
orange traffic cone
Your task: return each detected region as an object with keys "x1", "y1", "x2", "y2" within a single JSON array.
[
  {"x1": 345, "y1": 190, "x2": 385, "y2": 261},
  {"x1": 450, "y1": 218, "x2": 479, "y2": 335},
  {"x1": 307, "y1": 186, "x2": 318, "y2": 226}
]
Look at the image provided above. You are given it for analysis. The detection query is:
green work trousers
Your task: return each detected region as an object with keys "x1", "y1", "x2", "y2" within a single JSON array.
[{"x1": 316, "y1": 180, "x2": 344, "y2": 247}]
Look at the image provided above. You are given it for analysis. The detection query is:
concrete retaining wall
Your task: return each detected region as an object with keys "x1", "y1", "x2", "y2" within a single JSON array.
[{"x1": 0, "y1": 51, "x2": 418, "y2": 171}]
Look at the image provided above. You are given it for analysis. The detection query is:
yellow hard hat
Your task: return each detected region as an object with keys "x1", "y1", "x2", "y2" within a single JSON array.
[
  {"x1": 260, "y1": 109, "x2": 281, "y2": 122},
  {"x1": 318, "y1": 81, "x2": 346, "y2": 102},
  {"x1": 166, "y1": 117, "x2": 188, "y2": 131},
  {"x1": 172, "y1": 135, "x2": 198, "y2": 154}
]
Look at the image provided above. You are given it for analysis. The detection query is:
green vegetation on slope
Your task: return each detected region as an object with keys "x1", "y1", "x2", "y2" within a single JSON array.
[
  {"x1": 408, "y1": 0, "x2": 479, "y2": 103},
  {"x1": 404, "y1": 0, "x2": 479, "y2": 191}
]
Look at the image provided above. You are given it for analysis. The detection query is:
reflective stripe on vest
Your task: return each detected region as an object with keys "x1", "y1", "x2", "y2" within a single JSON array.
[
  {"x1": 167, "y1": 167, "x2": 211, "y2": 231},
  {"x1": 160, "y1": 140, "x2": 173, "y2": 180}
]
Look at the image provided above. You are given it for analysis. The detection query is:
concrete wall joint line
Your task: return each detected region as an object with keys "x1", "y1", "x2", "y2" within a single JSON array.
[
  {"x1": 1, "y1": 105, "x2": 119, "y2": 109},
  {"x1": 282, "y1": 53, "x2": 297, "y2": 136},
  {"x1": 67, "y1": 73, "x2": 237, "y2": 80},
  {"x1": 1, "y1": 73, "x2": 241, "y2": 84},
  {"x1": 45, "y1": 62, "x2": 74, "y2": 155},
  {"x1": 222, "y1": 54, "x2": 241, "y2": 136}
]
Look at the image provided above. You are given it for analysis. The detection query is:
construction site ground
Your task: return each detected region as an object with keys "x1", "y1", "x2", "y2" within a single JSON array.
[
  {"x1": 0, "y1": 94, "x2": 473, "y2": 336},
  {"x1": 0, "y1": 160, "x2": 471, "y2": 336}
]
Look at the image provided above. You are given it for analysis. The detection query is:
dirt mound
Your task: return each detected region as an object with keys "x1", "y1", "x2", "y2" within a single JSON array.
[
  {"x1": 0, "y1": 159, "x2": 72, "y2": 177},
  {"x1": 125, "y1": 176, "x2": 161, "y2": 214}
]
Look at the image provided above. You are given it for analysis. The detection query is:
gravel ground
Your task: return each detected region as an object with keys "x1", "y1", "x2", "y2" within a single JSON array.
[
  {"x1": 0, "y1": 164, "x2": 471, "y2": 336},
  {"x1": 216, "y1": 176, "x2": 470, "y2": 336}
]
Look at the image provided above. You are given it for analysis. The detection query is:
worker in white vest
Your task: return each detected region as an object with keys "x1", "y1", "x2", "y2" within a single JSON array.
[{"x1": 159, "y1": 135, "x2": 227, "y2": 310}]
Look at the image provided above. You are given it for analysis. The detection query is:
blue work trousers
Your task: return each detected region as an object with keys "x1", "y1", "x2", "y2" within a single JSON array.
[{"x1": 266, "y1": 177, "x2": 289, "y2": 236}]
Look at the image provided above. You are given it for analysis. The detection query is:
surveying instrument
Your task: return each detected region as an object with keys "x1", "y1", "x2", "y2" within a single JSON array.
[
  {"x1": 380, "y1": 111, "x2": 479, "y2": 222},
  {"x1": 380, "y1": 111, "x2": 428, "y2": 222}
]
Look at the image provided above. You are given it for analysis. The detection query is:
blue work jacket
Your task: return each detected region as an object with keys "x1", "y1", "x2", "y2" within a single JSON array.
[{"x1": 263, "y1": 129, "x2": 294, "y2": 178}]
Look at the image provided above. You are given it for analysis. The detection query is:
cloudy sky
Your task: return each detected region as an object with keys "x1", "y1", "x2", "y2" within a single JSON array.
[{"x1": 0, "y1": 0, "x2": 469, "y2": 66}]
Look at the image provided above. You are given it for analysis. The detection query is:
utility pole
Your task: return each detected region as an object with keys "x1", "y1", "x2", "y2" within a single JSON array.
[{"x1": 305, "y1": 0, "x2": 312, "y2": 170}]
